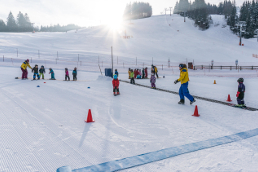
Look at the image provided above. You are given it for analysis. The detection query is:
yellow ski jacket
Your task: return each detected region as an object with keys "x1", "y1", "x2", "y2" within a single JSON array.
[
  {"x1": 21, "y1": 61, "x2": 32, "y2": 70},
  {"x1": 178, "y1": 67, "x2": 189, "y2": 84}
]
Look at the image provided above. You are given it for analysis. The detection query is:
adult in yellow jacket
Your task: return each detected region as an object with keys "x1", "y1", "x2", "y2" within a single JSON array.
[
  {"x1": 21, "y1": 59, "x2": 32, "y2": 79},
  {"x1": 174, "y1": 64, "x2": 195, "y2": 104}
]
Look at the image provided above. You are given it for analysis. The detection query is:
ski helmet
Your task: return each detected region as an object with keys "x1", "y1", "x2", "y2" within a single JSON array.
[
  {"x1": 41, "y1": 65, "x2": 44, "y2": 68},
  {"x1": 26, "y1": 59, "x2": 29, "y2": 62},
  {"x1": 237, "y1": 78, "x2": 244, "y2": 83},
  {"x1": 179, "y1": 64, "x2": 184, "y2": 68},
  {"x1": 114, "y1": 75, "x2": 118, "y2": 79}
]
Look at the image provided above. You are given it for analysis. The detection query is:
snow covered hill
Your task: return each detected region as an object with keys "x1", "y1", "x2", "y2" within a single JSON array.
[{"x1": 0, "y1": 14, "x2": 257, "y2": 66}]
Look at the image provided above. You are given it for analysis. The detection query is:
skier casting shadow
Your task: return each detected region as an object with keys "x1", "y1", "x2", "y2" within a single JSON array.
[{"x1": 174, "y1": 64, "x2": 196, "y2": 105}]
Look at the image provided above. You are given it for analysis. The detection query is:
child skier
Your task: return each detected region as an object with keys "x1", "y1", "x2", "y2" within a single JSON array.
[
  {"x1": 145, "y1": 67, "x2": 148, "y2": 78},
  {"x1": 142, "y1": 68, "x2": 145, "y2": 79},
  {"x1": 72, "y1": 67, "x2": 77, "y2": 81},
  {"x1": 112, "y1": 75, "x2": 120, "y2": 96},
  {"x1": 150, "y1": 72, "x2": 156, "y2": 89},
  {"x1": 236, "y1": 78, "x2": 246, "y2": 107},
  {"x1": 49, "y1": 68, "x2": 55, "y2": 80},
  {"x1": 130, "y1": 69, "x2": 135, "y2": 84},
  {"x1": 65, "y1": 68, "x2": 70, "y2": 81},
  {"x1": 39, "y1": 65, "x2": 45, "y2": 79},
  {"x1": 32, "y1": 64, "x2": 40, "y2": 80},
  {"x1": 128, "y1": 68, "x2": 131, "y2": 79}
]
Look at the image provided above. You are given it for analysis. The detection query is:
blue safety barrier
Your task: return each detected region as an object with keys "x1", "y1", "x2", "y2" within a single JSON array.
[{"x1": 57, "y1": 128, "x2": 258, "y2": 172}]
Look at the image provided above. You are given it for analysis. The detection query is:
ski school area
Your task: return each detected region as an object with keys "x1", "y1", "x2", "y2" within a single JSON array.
[{"x1": 0, "y1": 14, "x2": 258, "y2": 171}]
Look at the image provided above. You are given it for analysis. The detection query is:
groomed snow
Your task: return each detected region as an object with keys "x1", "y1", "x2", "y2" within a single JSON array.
[
  {"x1": 0, "y1": 66, "x2": 258, "y2": 171},
  {"x1": 0, "y1": 14, "x2": 258, "y2": 171}
]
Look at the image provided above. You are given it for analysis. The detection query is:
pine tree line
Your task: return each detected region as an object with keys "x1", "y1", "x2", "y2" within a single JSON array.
[
  {"x1": 239, "y1": 1, "x2": 258, "y2": 38},
  {"x1": 0, "y1": 11, "x2": 82, "y2": 32},
  {"x1": 0, "y1": 11, "x2": 33, "y2": 32},
  {"x1": 123, "y1": 2, "x2": 152, "y2": 20},
  {"x1": 173, "y1": 0, "x2": 210, "y2": 30},
  {"x1": 173, "y1": 0, "x2": 258, "y2": 37}
]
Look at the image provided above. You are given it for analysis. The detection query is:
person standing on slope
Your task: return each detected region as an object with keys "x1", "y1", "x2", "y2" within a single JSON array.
[
  {"x1": 174, "y1": 64, "x2": 196, "y2": 105},
  {"x1": 21, "y1": 59, "x2": 32, "y2": 79},
  {"x1": 112, "y1": 75, "x2": 120, "y2": 96},
  {"x1": 39, "y1": 65, "x2": 45, "y2": 79},
  {"x1": 150, "y1": 72, "x2": 156, "y2": 89},
  {"x1": 236, "y1": 78, "x2": 246, "y2": 107},
  {"x1": 65, "y1": 68, "x2": 70, "y2": 81},
  {"x1": 130, "y1": 69, "x2": 135, "y2": 84},
  {"x1": 145, "y1": 67, "x2": 148, "y2": 78},
  {"x1": 72, "y1": 67, "x2": 77, "y2": 81}
]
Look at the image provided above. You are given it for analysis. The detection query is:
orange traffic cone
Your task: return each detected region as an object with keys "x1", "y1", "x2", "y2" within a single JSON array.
[
  {"x1": 192, "y1": 105, "x2": 200, "y2": 117},
  {"x1": 85, "y1": 109, "x2": 94, "y2": 123},
  {"x1": 213, "y1": 80, "x2": 216, "y2": 84},
  {"x1": 227, "y1": 94, "x2": 232, "y2": 102}
]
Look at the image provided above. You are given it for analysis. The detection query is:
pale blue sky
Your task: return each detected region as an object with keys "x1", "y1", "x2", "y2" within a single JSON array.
[{"x1": 0, "y1": 0, "x2": 245, "y2": 27}]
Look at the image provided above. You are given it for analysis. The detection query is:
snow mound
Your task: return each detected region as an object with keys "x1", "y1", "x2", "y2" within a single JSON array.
[{"x1": 97, "y1": 75, "x2": 113, "y2": 81}]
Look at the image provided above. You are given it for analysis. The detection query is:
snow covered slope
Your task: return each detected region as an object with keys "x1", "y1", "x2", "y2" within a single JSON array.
[
  {"x1": 0, "y1": 67, "x2": 258, "y2": 171},
  {"x1": 0, "y1": 14, "x2": 257, "y2": 65}
]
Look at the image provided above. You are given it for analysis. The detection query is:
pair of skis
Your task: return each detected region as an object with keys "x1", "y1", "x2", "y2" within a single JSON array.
[{"x1": 114, "y1": 92, "x2": 120, "y2": 96}]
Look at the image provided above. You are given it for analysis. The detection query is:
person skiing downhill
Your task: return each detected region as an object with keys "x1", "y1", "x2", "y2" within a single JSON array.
[
  {"x1": 236, "y1": 78, "x2": 246, "y2": 107},
  {"x1": 32, "y1": 64, "x2": 40, "y2": 80},
  {"x1": 112, "y1": 75, "x2": 120, "y2": 96},
  {"x1": 39, "y1": 65, "x2": 45, "y2": 79},
  {"x1": 150, "y1": 72, "x2": 156, "y2": 89},
  {"x1": 174, "y1": 64, "x2": 196, "y2": 105},
  {"x1": 20, "y1": 59, "x2": 32, "y2": 79}
]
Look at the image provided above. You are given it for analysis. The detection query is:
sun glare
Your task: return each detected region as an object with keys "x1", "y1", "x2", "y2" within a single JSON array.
[{"x1": 106, "y1": 18, "x2": 123, "y2": 32}]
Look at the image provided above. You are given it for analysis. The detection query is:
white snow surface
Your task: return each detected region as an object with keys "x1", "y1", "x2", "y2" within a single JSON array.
[
  {"x1": 0, "y1": 14, "x2": 258, "y2": 171},
  {"x1": 0, "y1": 67, "x2": 258, "y2": 171}
]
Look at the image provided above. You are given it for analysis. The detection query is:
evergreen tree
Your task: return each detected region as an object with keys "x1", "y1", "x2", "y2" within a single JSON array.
[
  {"x1": 6, "y1": 12, "x2": 17, "y2": 31},
  {"x1": 123, "y1": 2, "x2": 152, "y2": 20},
  {"x1": 0, "y1": 19, "x2": 6, "y2": 31}
]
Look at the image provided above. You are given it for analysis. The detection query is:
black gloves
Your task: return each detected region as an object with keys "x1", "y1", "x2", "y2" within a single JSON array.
[{"x1": 174, "y1": 79, "x2": 179, "y2": 84}]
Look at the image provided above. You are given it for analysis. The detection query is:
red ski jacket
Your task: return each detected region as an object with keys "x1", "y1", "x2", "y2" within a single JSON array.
[{"x1": 112, "y1": 79, "x2": 119, "y2": 87}]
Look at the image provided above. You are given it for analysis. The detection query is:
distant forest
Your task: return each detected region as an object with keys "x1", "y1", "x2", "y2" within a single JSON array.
[
  {"x1": 0, "y1": 11, "x2": 82, "y2": 32},
  {"x1": 173, "y1": 0, "x2": 258, "y2": 38},
  {"x1": 123, "y1": 2, "x2": 152, "y2": 20}
]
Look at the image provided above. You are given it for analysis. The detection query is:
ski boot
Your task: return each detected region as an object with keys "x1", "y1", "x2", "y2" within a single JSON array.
[
  {"x1": 190, "y1": 98, "x2": 196, "y2": 105},
  {"x1": 178, "y1": 99, "x2": 185, "y2": 104}
]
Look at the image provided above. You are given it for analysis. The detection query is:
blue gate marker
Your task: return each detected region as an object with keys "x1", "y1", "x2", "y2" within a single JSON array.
[{"x1": 58, "y1": 128, "x2": 258, "y2": 172}]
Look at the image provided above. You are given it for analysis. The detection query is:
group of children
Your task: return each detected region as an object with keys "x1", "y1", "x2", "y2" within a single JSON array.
[
  {"x1": 113, "y1": 66, "x2": 246, "y2": 107},
  {"x1": 31, "y1": 65, "x2": 77, "y2": 81},
  {"x1": 128, "y1": 68, "x2": 148, "y2": 79},
  {"x1": 21, "y1": 59, "x2": 78, "y2": 81}
]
